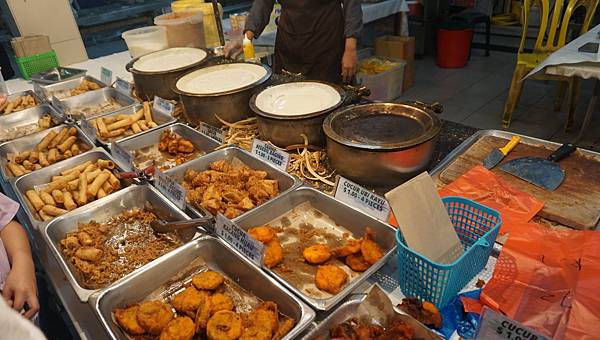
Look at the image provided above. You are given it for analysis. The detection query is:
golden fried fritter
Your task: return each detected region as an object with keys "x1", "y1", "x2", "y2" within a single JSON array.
[
  {"x1": 192, "y1": 270, "x2": 224, "y2": 290},
  {"x1": 333, "y1": 239, "x2": 362, "y2": 257},
  {"x1": 159, "y1": 316, "x2": 196, "y2": 340},
  {"x1": 360, "y1": 238, "x2": 384, "y2": 265},
  {"x1": 248, "y1": 225, "x2": 277, "y2": 244},
  {"x1": 171, "y1": 286, "x2": 209, "y2": 317},
  {"x1": 345, "y1": 253, "x2": 370, "y2": 272},
  {"x1": 210, "y1": 293, "x2": 235, "y2": 315},
  {"x1": 303, "y1": 244, "x2": 332, "y2": 264},
  {"x1": 315, "y1": 265, "x2": 348, "y2": 294},
  {"x1": 207, "y1": 310, "x2": 243, "y2": 340},
  {"x1": 137, "y1": 300, "x2": 174, "y2": 335},
  {"x1": 114, "y1": 304, "x2": 145, "y2": 335},
  {"x1": 240, "y1": 326, "x2": 271, "y2": 340},
  {"x1": 263, "y1": 238, "x2": 284, "y2": 268},
  {"x1": 272, "y1": 318, "x2": 295, "y2": 340},
  {"x1": 195, "y1": 293, "x2": 211, "y2": 332}
]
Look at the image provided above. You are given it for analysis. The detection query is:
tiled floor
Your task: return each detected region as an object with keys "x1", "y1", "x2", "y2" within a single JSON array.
[{"x1": 396, "y1": 50, "x2": 600, "y2": 151}]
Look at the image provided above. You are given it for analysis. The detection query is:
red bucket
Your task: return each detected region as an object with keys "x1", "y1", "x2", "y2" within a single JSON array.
[{"x1": 436, "y1": 27, "x2": 473, "y2": 68}]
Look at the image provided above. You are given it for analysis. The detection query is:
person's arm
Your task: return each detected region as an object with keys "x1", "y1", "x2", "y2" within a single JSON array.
[
  {"x1": 1, "y1": 220, "x2": 38, "y2": 319},
  {"x1": 341, "y1": 0, "x2": 363, "y2": 83},
  {"x1": 244, "y1": 0, "x2": 276, "y2": 39}
]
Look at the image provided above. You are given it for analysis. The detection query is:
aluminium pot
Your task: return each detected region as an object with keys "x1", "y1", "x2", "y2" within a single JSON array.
[
  {"x1": 126, "y1": 47, "x2": 210, "y2": 101},
  {"x1": 173, "y1": 62, "x2": 272, "y2": 127},
  {"x1": 249, "y1": 81, "x2": 345, "y2": 147},
  {"x1": 323, "y1": 101, "x2": 443, "y2": 187}
]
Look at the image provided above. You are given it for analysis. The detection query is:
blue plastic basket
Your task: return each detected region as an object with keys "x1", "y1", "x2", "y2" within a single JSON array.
[{"x1": 395, "y1": 196, "x2": 501, "y2": 308}]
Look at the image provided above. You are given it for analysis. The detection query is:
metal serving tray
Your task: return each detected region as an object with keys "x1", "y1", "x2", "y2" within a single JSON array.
[
  {"x1": 11, "y1": 148, "x2": 131, "y2": 228},
  {"x1": 0, "y1": 124, "x2": 95, "y2": 182},
  {"x1": 89, "y1": 235, "x2": 315, "y2": 340},
  {"x1": 0, "y1": 104, "x2": 61, "y2": 144},
  {"x1": 30, "y1": 66, "x2": 87, "y2": 84},
  {"x1": 37, "y1": 75, "x2": 105, "y2": 102},
  {"x1": 164, "y1": 146, "x2": 299, "y2": 220},
  {"x1": 1, "y1": 90, "x2": 44, "y2": 115},
  {"x1": 234, "y1": 186, "x2": 397, "y2": 311},
  {"x1": 56, "y1": 87, "x2": 136, "y2": 120},
  {"x1": 85, "y1": 104, "x2": 177, "y2": 149},
  {"x1": 114, "y1": 123, "x2": 220, "y2": 171},
  {"x1": 42, "y1": 184, "x2": 194, "y2": 302}
]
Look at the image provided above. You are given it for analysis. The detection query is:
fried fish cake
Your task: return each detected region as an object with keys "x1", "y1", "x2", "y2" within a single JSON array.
[
  {"x1": 207, "y1": 310, "x2": 243, "y2": 340},
  {"x1": 263, "y1": 238, "x2": 283, "y2": 268},
  {"x1": 136, "y1": 300, "x2": 174, "y2": 335},
  {"x1": 333, "y1": 238, "x2": 362, "y2": 257},
  {"x1": 248, "y1": 225, "x2": 277, "y2": 244},
  {"x1": 315, "y1": 265, "x2": 348, "y2": 294},
  {"x1": 114, "y1": 304, "x2": 145, "y2": 335},
  {"x1": 210, "y1": 293, "x2": 235, "y2": 315},
  {"x1": 171, "y1": 286, "x2": 209, "y2": 317},
  {"x1": 192, "y1": 270, "x2": 225, "y2": 290},
  {"x1": 159, "y1": 316, "x2": 196, "y2": 340},
  {"x1": 345, "y1": 253, "x2": 370, "y2": 272},
  {"x1": 303, "y1": 244, "x2": 332, "y2": 264}
]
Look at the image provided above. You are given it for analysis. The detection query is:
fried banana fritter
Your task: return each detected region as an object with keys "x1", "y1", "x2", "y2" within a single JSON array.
[
  {"x1": 171, "y1": 286, "x2": 209, "y2": 317},
  {"x1": 206, "y1": 310, "x2": 243, "y2": 340},
  {"x1": 137, "y1": 300, "x2": 174, "y2": 335},
  {"x1": 210, "y1": 293, "x2": 235, "y2": 315},
  {"x1": 315, "y1": 264, "x2": 348, "y2": 294},
  {"x1": 302, "y1": 244, "x2": 332, "y2": 264},
  {"x1": 192, "y1": 270, "x2": 225, "y2": 290},
  {"x1": 345, "y1": 253, "x2": 370, "y2": 272},
  {"x1": 114, "y1": 304, "x2": 145, "y2": 335},
  {"x1": 263, "y1": 238, "x2": 284, "y2": 268},
  {"x1": 159, "y1": 316, "x2": 196, "y2": 340},
  {"x1": 360, "y1": 238, "x2": 384, "y2": 265},
  {"x1": 248, "y1": 225, "x2": 277, "y2": 244},
  {"x1": 333, "y1": 239, "x2": 362, "y2": 257}
]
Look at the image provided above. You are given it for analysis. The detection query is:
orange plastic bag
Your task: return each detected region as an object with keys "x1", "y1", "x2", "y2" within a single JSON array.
[{"x1": 481, "y1": 221, "x2": 600, "y2": 339}]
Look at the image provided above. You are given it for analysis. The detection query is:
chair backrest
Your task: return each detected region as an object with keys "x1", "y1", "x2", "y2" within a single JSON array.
[{"x1": 519, "y1": 0, "x2": 599, "y2": 54}]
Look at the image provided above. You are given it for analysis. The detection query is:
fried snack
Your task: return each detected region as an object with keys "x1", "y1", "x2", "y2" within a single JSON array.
[
  {"x1": 37, "y1": 130, "x2": 57, "y2": 151},
  {"x1": 42, "y1": 205, "x2": 68, "y2": 217},
  {"x1": 39, "y1": 191, "x2": 56, "y2": 206},
  {"x1": 345, "y1": 253, "x2": 370, "y2": 272},
  {"x1": 328, "y1": 317, "x2": 414, "y2": 340},
  {"x1": 333, "y1": 239, "x2": 362, "y2": 257},
  {"x1": 63, "y1": 191, "x2": 77, "y2": 211},
  {"x1": 68, "y1": 79, "x2": 102, "y2": 97},
  {"x1": 209, "y1": 293, "x2": 234, "y2": 315},
  {"x1": 315, "y1": 264, "x2": 348, "y2": 294},
  {"x1": 303, "y1": 244, "x2": 332, "y2": 264},
  {"x1": 75, "y1": 247, "x2": 103, "y2": 261},
  {"x1": 93, "y1": 102, "x2": 155, "y2": 141},
  {"x1": 206, "y1": 310, "x2": 242, "y2": 340},
  {"x1": 137, "y1": 300, "x2": 174, "y2": 335},
  {"x1": 159, "y1": 316, "x2": 195, "y2": 340},
  {"x1": 114, "y1": 305, "x2": 146, "y2": 335},
  {"x1": 25, "y1": 190, "x2": 44, "y2": 211},
  {"x1": 77, "y1": 173, "x2": 88, "y2": 205},
  {"x1": 248, "y1": 302, "x2": 279, "y2": 336},
  {"x1": 248, "y1": 225, "x2": 277, "y2": 244},
  {"x1": 263, "y1": 238, "x2": 283, "y2": 268},
  {"x1": 195, "y1": 293, "x2": 212, "y2": 332},
  {"x1": 398, "y1": 297, "x2": 442, "y2": 329},
  {"x1": 171, "y1": 287, "x2": 208, "y2": 317},
  {"x1": 272, "y1": 318, "x2": 295, "y2": 340},
  {"x1": 1, "y1": 95, "x2": 37, "y2": 115},
  {"x1": 49, "y1": 128, "x2": 68, "y2": 149},
  {"x1": 191, "y1": 271, "x2": 224, "y2": 290},
  {"x1": 361, "y1": 237, "x2": 384, "y2": 265},
  {"x1": 132, "y1": 130, "x2": 201, "y2": 171}
]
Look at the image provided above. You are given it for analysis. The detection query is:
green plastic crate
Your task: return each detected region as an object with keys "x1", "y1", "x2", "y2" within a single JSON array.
[{"x1": 16, "y1": 50, "x2": 59, "y2": 80}]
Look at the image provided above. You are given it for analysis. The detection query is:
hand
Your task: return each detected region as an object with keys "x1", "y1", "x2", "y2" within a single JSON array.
[
  {"x1": 2, "y1": 260, "x2": 38, "y2": 319},
  {"x1": 341, "y1": 39, "x2": 358, "y2": 84},
  {"x1": 225, "y1": 31, "x2": 254, "y2": 58}
]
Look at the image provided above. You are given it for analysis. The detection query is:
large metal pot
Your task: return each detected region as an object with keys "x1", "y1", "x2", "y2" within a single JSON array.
[
  {"x1": 173, "y1": 62, "x2": 272, "y2": 127},
  {"x1": 126, "y1": 47, "x2": 210, "y2": 101},
  {"x1": 250, "y1": 81, "x2": 345, "y2": 147},
  {"x1": 323, "y1": 101, "x2": 443, "y2": 187}
]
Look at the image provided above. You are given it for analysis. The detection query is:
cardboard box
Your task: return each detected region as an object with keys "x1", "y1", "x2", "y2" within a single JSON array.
[
  {"x1": 375, "y1": 36, "x2": 416, "y2": 91},
  {"x1": 11, "y1": 35, "x2": 51, "y2": 58}
]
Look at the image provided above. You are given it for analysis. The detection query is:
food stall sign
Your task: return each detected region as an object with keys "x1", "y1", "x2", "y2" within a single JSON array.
[
  {"x1": 197, "y1": 122, "x2": 225, "y2": 144},
  {"x1": 50, "y1": 96, "x2": 66, "y2": 122},
  {"x1": 79, "y1": 119, "x2": 96, "y2": 141},
  {"x1": 251, "y1": 139, "x2": 290, "y2": 172},
  {"x1": 215, "y1": 214, "x2": 264, "y2": 267},
  {"x1": 110, "y1": 142, "x2": 133, "y2": 170},
  {"x1": 476, "y1": 307, "x2": 549, "y2": 340},
  {"x1": 114, "y1": 77, "x2": 132, "y2": 96},
  {"x1": 100, "y1": 67, "x2": 112, "y2": 85},
  {"x1": 154, "y1": 168, "x2": 187, "y2": 210},
  {"x1": 334, "y1": 176, "x2": 391, "y2": 221},
  {"x1": 153, "y1": 96, "x2": 175, "y2": 116}
]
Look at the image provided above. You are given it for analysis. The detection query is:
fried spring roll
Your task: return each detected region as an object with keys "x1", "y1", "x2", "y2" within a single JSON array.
[
  {"x1": 49, "y1": 128, "x2": 68, "y2": 149},
  {"x1": 33, "y1": 164, "x2": 42, "y2": 170},
  {"x1": 88, "y1": 170, "x2": 111, "y2": 197},
  {"x1": 14, "y1": 151, "x2": 30, "y2": 164},
  {"x1": 39, "y1": 191, "x2": 56, "y2": 206},
  {"x1": 96, "y1": 188, "x2": 107, "y2": 199},
  {"x1": 38, "y1": 152, "x2": 49, "y2": 167},
  {"x1": 25, "y1": 190, "x2": 44, "y2": 211},
  {"x1": 97, "y1": 118, "x2": 109, "y2": 137},
  {"x1": 138, "y1": 120, "x2": 149, "y2": 131},
  {"x1": 37, "y1": 130, "x2": 57, "y2": 151},
  {"x1": 148, "y1": 121, "x2": 158, "y2": 128},
  {"x1": 86, "y1": 169, "x2": 101, "y2": 183},
  {"x1": 64, "y1": 150, "x2": 73, "y2": 158},
  {"x1": 71, "y1": 144, "x2": 81, "y2": 156},
  {"x1": 57, "y1": 136, "x2": 77, "y2": 153},
  {"x1": 51, "y1": 189, "x2": 64, "y2": 204},
  {"x1": 101, "y1": 181, "x2": 113, "y2": 194},
  {"x1": 131, "y1": 122, "x2": 141, "y2": 133},
  {"x1": 42, "y1": 205, "x2": 68, "y2": 217},
  {"x1": 68, "y1": 127, "x2": 77, "y2": 136},
  {"x1": 106, "y1": 129, "x2": 125, "y2": 138},
  {"x1": 97, "y1": 159, "x2": 115, "y2": 170},
  {"x1": 38, "y1": 209, "x2": 53, "y2": 221},
  {"x1": 22, "y1": 160, "x2": 35, "y2": 171},
  {"x1": 107, "y1": 172, "x2": 120, "y2": 188},
  {"x1": 102, "y1": 115, "x2": 119, "y2": 124},
  {"x1": 28, "y1": 151, "x2": 39, "y2": 163},
  {"x1": 143, "y1": 102, "x2": 153, "y2": 124},
  {"x1": 7, "y1": 162, "x2": 24, "y2": 177},
  {"x1": 63, "y1": 191, "x2": 77, "y2": 211},
  {"x1": 47, "y1": 148, "x2": 58, "y2": 164},
  {"x1": 77, "y1": 173, "x2": 87, "y2": 205},
  {"x1": 61, "y1": 161, "x2": 92, "y2": 176},
  {"x1": 82, "y1": 163, "x2": 97, "y2": 173}
]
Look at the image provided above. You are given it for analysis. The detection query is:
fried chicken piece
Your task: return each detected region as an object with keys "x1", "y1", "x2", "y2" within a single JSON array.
[
  {"x1": 171, "y1": 286, "x2": 209, "y2": 317},
  {"x1": 177, "y1": 140, "x2": 194, "y2": 153},
  {"x1": 248, "y1": 225, "x2": 277, "y2": 244},
  {"x1": 376, "y1": 318, "x2": 414, "y2": 340},
  {"x1": 136, "y1": 300, "x2": 174, "y2": 335},
  {"x1": 360, "y1": 238, "x2": 384, "y2": 265},
  {"x1": 75, "y1": 247, "x2": 103, "y2": 262},
  {"x1": 303, "y1": 244, "x2": 332, "y2": 264},
  {"x1": 345, "y1": 253, "x2": 370, "y2": 272},
  {"x1": 210, "y1": 293, "x2": 234, "y2": 315},
  {"x1": 272, "y1": 318, "x2": 295, "y2": 340},
  {"x1": 168, "y1": 139, "x2": 180, "y2": 154},
  {"x1": 333, "y1": 239, "x2": 362, "y2": 257},
  {"x1": 159, "y1": 316, "x2": 195, "y2": 340},
  {"x1": 206, "y1": 310, "x2": 243, "y2": 340},
  {"x1": 263, "y1": 238, "x2": 284, "y2": 268},
  {"x1": 315, "y1": 265, "x2": 348, "y2": 294},
  {"x1": 114, "y1": 305, "x2": 145, "y2": 335},
  {"x1": 192, "y1": 270, "x2": 225, "y2": 290}
]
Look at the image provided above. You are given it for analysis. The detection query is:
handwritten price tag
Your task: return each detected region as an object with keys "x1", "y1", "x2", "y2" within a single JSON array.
[
  {"x1": 215, "y1": 214, "x2": 264, "y2": 267},
  {"x1": 198, "y1": 122, "x2": 225, "y2": 144},
  {"x1": 110, "y1": 142, "x2": 133, "y2": 170},
  {"x1": 251, "y1": 139, "x2": 290, "y2": 172},
  {"x1": 154, "y1": 168, "x2": 187, "y2": 209},
  {"x1": 100, "y1": 67, "x2": 112, "y2": 85},
  {"x1": 476, "y1": 307, "x2": 549, "y2": 340},
  {"x1": 153, "y1": 96, "x2": 175, "y2": 115},
  {"x1": 80, "y1": 119, "x2": 96, "y2": 141},
  {"x1": 334, "y1": 176, "x2": 391, "y2": 221},
  {"x1": 115, "y1": 77, "x2": 132, "y2": 95},
  {"x1": 50, "y1": 96, "x2": 67, "y2": 122}
]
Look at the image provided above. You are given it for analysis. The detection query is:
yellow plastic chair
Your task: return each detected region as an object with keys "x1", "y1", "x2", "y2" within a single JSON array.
[{"x1": 502, "y1": 0, "x2": 598, "y2": 131}]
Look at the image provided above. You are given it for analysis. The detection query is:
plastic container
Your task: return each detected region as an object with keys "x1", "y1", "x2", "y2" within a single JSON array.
[
  {"x1": 121, "y1": 26, "x2": 168, "y2": 58},
  {"x1": 436, "y1": 21, "x2": 473, "y2": 68},
  {"x1": 356, "y1": 56, "x2": 406, "y2": 101},
  {"x1": 16, "y1": 50, "x2": 60, "y2": 80},
  {"x1": 396, "y1": 196, "x2": 502, "y2": 308},
  {"x1": 154, "y1": 11, "x2": 205, "y2": 48},
  {"x1": 243, "y1": 36, "x2": 255, "y2": 60},
  {"x1": 171, "y1": 1, "x2": 223, "y2": 48}
]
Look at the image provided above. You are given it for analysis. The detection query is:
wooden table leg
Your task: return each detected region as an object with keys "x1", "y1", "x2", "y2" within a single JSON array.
[{"x1": 577, "y1": 78, "x2": 600, "y2": 141}]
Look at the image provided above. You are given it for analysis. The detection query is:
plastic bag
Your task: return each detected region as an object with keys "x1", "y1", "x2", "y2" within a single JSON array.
[{"x1": 480, "y1": 221, "x2": 600, "y2": 339}]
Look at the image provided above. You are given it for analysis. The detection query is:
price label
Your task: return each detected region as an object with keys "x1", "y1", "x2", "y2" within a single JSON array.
[
  {"x1": 153, "y1": 96, "x2": 175, "y2": 115},
  {"x1": 251, "y1": 139, "x2": 290, "y2": 172},
  {"x1": 154, "y1": 168, "x2": 187, "y2": 209},
  {"x1": 33, "y1": 82, "x2": 46, "y2": 101},
  {"x1": 198, "y1": 122, "x2": 225, "y2": 144},
  {"x1": 215, "y1": 214, "x2": 264, "y2": 267},
  {"x1": 115, "y1": 77, "x2": 132, "y2": 95},
  {"x1": 110, "y1": 142, "x2": 133, "y2": 170},
  {"x1": 476, "y1": 307, "x2": 549, "y2": 340},
  {"x1": 100, "y1": 67, "x2": 112, "y2": 85},
  {"x1": 50, "y1": 96, "x2": 66, "y2": 122},
  {"x1": 334, "y1": 176, "x2": 391, "y2": 221},
  {"x1": 80, "y1": 119, "x2": 96, "y2": 141}
]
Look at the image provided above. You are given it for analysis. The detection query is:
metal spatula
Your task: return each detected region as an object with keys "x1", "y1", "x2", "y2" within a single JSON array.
[{"x1": 150, "y1": 216, "x2": 212, "y2": 233}]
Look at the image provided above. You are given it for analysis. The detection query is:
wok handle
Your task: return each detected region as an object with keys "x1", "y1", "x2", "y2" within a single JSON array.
[
  {"x1": 548, "y1": 143, "x2": 576, "y2": 162},
  {"x1": 403, "y1": 100, "x2": 444, "y2": 114}
]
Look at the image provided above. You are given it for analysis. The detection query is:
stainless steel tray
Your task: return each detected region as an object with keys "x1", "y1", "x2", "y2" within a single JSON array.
[
  {"x1": 234, "y1": 186, "x2": 397, "y2": 311},
  {"x1": 164, "y1": 146, "x2": 300, "y2": 220},
  {"x1": 114, "y1": 123, "x2": 221, "y2": 171},
  {"x1": 30, "y1": 66, "x2": 87, "y2": 84},
  {"x1": 0, "y1": 124, "x2": 96, "y2": 182},
  {"x1": 11, "y1": 148, "x2": 132, "y2": 228},
  {"x1": 85, "y1": 104, "x2": 177, "y2": 150},
  {"x1": 42, "y1": 184, "x2": 194, "y2": 302},
  {"x1": 37, "y1": 75, "x2": 105, "y2": 102},
  {"x1": 0, "y1": 104, "x2": 61, "y2": 143},
  {"x1": 89, "y1": 235, "x2": 315, "y2": 340},
  {"x1": 56, "y1": 87, "x2": 136, "y2": 120},
  {"x1": 1, "y1": 90, "x2": 44, "y2": 115}
]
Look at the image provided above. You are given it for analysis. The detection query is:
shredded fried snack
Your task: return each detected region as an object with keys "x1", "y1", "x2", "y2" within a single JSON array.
[
  {"x1": 287, "y1": 134, "x2": 335, "y2": 192},
  {"x1": 213, "y1": 115, "x2": 258, "y2": 151},
  {"x1": 327, "y1": 316, "x2": 415, "y2": 340}
]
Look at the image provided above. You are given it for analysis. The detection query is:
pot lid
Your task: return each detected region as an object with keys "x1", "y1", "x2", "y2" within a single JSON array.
[
  {"x1": 323, "y1": 103, "x2": 441, "y2": 150},
  {"x1": 132, "y1": 47, "x2": 207, "y2": 72},
  {"x1": 176, "y1": 63, "x2": 269, "y2": 95},
  {"x1": 253, "y1": 82, "x2": 343, "y2": 118}
]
